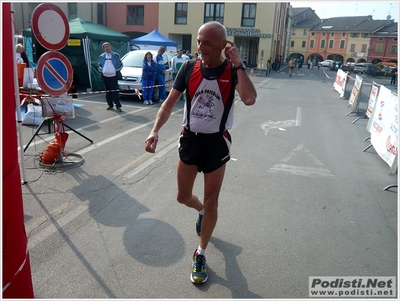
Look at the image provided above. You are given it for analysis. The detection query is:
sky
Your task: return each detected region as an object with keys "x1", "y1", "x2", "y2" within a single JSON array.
[{"x1": 290, "y1": 1, "x2": 399, "y2": 22}]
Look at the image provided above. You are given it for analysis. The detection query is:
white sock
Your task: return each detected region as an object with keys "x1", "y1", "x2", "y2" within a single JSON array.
[
  {"x1": 198, "y1": 208, "x2": 204, "y2": 216},
  {"x1": 197, "y1": 246, "x2": 206, "y2": 256}
]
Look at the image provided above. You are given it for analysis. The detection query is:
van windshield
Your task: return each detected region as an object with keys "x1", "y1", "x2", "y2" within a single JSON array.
[{"x1": 122, "y1": 52, "x2": 145, "y2": 68}]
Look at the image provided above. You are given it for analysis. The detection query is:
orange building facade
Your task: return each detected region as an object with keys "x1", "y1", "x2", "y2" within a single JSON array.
[{"x1": 306, "y1": 31, "x2": 349, "y2": 63}]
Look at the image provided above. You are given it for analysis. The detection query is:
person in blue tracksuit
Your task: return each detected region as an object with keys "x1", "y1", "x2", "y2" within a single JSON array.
[
  {"x1": 141, "y1": 51, "x2": 157, "y2": 105},
  {"x1": 155, "y1": 46, "x2": 167, "y2": 103}
]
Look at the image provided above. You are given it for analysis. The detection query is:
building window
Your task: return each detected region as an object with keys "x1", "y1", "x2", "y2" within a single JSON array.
[
  {"x1": 393, "y1": 37, "x2": 398, "y2": 42},
  {"x1": 322, "y1": 32, "x2": 326, "y2": 36},
  {"x1": 376, "y1": 44, "x2": 382, "y2": 52},
  {"x1": 292, "y1": 28, "x2": 296, "y2": 36},
  {"x1": 351, "y1": 33, "x2": 359, "y2": 38},
  {"x1": 329, "y1": 40, "x2": 334, "y2": 48},
  {"x1": 204, "y1": 3, "x2": 224, "y2": 23},
  {"x1": 311, "y1": 32, "x2": 315, "y2": 36},
  {"x1": 342, "y1": 32, "x2": 346, "y2": 37},
  {"x1": 350, "y1": 44, "x2": 355, "y2": 52},
  {"x1": 291, "y1": 41, "x2": 294, "y2": 47},
  {"x1": 97, "y1": 4, "x2": 104, "y2": 25},
  {"x1": 302, "y1": 41, "x2": 306, "y2": 48},
  {"x1": 303, "y1": 29, "x2": 307, "y2": 36},
  {"x1": 340, "y1": 40, "x2": 345, "y2": 49},
  {"x1": 378, "y1": 37, "x2": 384, "y2": 41},
  {"x1": 68, "y1": 3, "x2": 77, "y2": 19},
  {"x1": 390, "y1": 45, "x2": 398, "y2": 53},
  {"x1": 331, "y1": 33, "x2": 334, "y2": 37},
  {"x1": 320, "y1": 40, "x2": 325, "y2": 48},
  {"x1": 361, "y1": 44, "x2": 367, "y2": 52},
  {"x1": 175, "y1": 3, "x2": 188, "y2": 24},
  {"x1": 127, "y1": 5, "x2": 144, "y2": 25},
  {"x1": 310, "y1": 39, "x2": 314, "y2": 48},
  {"x1": 363, "y1": 33, "x2": 369, "y2": 38},
  {"x1": 241, "y1": 3, "x2": 256, "y2": 27}
]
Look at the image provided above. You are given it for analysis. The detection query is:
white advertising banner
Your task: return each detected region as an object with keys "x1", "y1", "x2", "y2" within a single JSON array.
[
  {"x1": 366, "y1": 82, "x2": 380, "y2": 119},
  {"x1": 366, "y1": 85, "x2": 392, "y2": 133},
  {"x1": 369, "y1": 85, "x2": 398, "y2": 167},
  {"x1": 333, "y1": 69, "x2": 347, "y2": 98},
  {"x1": 348, "y1": 75, "x2": 363, "y2": 112}
]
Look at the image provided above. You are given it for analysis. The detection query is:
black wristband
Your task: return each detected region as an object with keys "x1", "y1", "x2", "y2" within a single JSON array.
[{"x1": 233, "y1": 63, "x2": 245, "y2": 71}]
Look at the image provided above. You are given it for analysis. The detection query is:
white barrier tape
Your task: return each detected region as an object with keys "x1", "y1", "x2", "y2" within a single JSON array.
[
  {"x1": 2, "y1": 244, "x2": 29, "y2": 292},
  {"x1": 346, "y1": 74, "x2": 373, "y2": 85},
  {"x1": 324, "y1": 70, "x2": 374, "y2": 86},
  {"x1": 323, "y1": 68, "x2": 334, "y2": 79},
  {"x1": 20, "y1": 89, "x2": 139, "y2": 98},
  {"x1": 19, "y1": 82, "x2": 174, "y2": 98}
]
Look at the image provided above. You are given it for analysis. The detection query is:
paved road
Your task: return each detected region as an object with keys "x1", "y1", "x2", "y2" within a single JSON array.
[{"x1": 18, "y1": 65, "x2": 397, "y2": 298}]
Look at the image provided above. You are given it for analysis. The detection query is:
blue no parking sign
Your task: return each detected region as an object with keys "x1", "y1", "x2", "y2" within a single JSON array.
[{"x1": 36, "y1": 51, "x2": 73, "y2": 96}]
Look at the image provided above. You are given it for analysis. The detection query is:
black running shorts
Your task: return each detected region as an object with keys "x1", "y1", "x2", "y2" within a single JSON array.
[{"x1": 178, "y1": 129, "x2": 231, "y2": 173}]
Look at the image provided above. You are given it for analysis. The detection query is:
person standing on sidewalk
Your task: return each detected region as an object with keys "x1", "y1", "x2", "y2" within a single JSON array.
[
  {"x1": 266, "y1": 57, "x2": 272, "y2": 77},
  {"x1": 288, "y1": 58, "x2": 294, "y2": 76},
  {"x1": 297, "y1": 56, "x2": 304, "y2": 76},
  {"x1": 155, "y1": 46, "x2": 167, "y2": 103},
  {"x1": 390, "y1": 66, "x2": 397, "y2": 85},
  {"x1": 98, "y1": 42, "x2": 123, "y2": 112},
  {"x1": 172, "y1": 49, "x2": 188, "y2": 101},
  {"x1": 278, "y1": 55, "x2": 282, "y2": 71},
  {"x1": 141, "y1": 51, "x2": 157, "y2": 105},
  {"x1": 274, "y1": 55, "x2": 279, "y2": 72},
  {"x1": 144, "y1": 21, "x2": 257, "y2": 284}
]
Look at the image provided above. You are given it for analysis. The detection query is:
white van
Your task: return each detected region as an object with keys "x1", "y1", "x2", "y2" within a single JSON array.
[{"x1": 118, "y1": 50, "x2": 174, "y2": 100}]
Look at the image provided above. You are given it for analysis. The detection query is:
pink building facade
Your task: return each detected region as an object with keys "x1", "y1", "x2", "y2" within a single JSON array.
[
  {"x1": 369, "y1": 36, "x2": 398, "y2": 64},
  {"x1": 105, "y1": 3, "x2": 159, "y2": 40}
]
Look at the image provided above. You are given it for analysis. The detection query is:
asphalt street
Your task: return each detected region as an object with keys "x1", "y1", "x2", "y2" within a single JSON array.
[{"x1": 17, "y1": 65, "x2": 397, "y2": 298}]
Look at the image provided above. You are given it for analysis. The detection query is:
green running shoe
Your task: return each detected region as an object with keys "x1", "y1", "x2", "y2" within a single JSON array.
[{"x1": 190, "y1": 250, "x2": 208, "y2": 284}]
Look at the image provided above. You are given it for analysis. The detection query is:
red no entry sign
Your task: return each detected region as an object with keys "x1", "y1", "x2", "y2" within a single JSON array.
[
  {"x1": 36, "y1": 52, "x2": 73, "y2": 96},
  {"x1": 31, "y1": 3, "x2": 69, "y2": 50}
]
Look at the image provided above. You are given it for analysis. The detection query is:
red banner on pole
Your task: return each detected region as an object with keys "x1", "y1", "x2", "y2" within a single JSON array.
[{"x1": 2, "y1": 2, "x2": 34, "y2": 298}]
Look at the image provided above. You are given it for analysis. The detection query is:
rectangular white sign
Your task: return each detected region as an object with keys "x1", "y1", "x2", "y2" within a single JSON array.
[
  {"x1": 333, "y1": 69, "x2": 347, "y2": 98},
  {"x1": 348, "y1": 75, "x2": 363, "y2": 112},
  {"x1": 366, "y1": 82, "x2": 380, "y2": 119},
  {"x1": 369, "y1": 85, "x2": 398, "y2": 167}
]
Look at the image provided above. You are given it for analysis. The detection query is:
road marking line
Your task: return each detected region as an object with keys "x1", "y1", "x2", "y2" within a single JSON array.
[
  {"x1": 28, "y1": 204, "x2": 88, "y2": 249},
  {"x1": 78, "y1": 123, "x2": 150, "y2": 155},
  {"x1": 25, "y1": 202, "x2": 71, "y2": 236},
  {"x1": 113, "y1": 132, "x2": 181, "y2": 177},
  {"x1": 124, "y1": 135, "x2": 179, "y2": 179},
  {"x1": 76, "y1": 108, "x2": 183, "y2": 155},
  {"x1": 261, "y1": 119, "x2": 296, "y2": 136},
  {"x1": 261, "y1": 107, "x2": 301, "y2": 136},
  {"x1": 296, "y1": 107, "x2": 302, "y2": 126},
  {"x1": 257, "y1": 78, "x2": 271, "y2": 86},
  {"x1": 269, "y1": 144, "x2": 334, "y2": 178},
  {"x1": 21, "y1": 107, "x2": 149, "y2": 150},
  {"x1": 269, "y1": 164, "x2": 334, "y2": 177}
]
